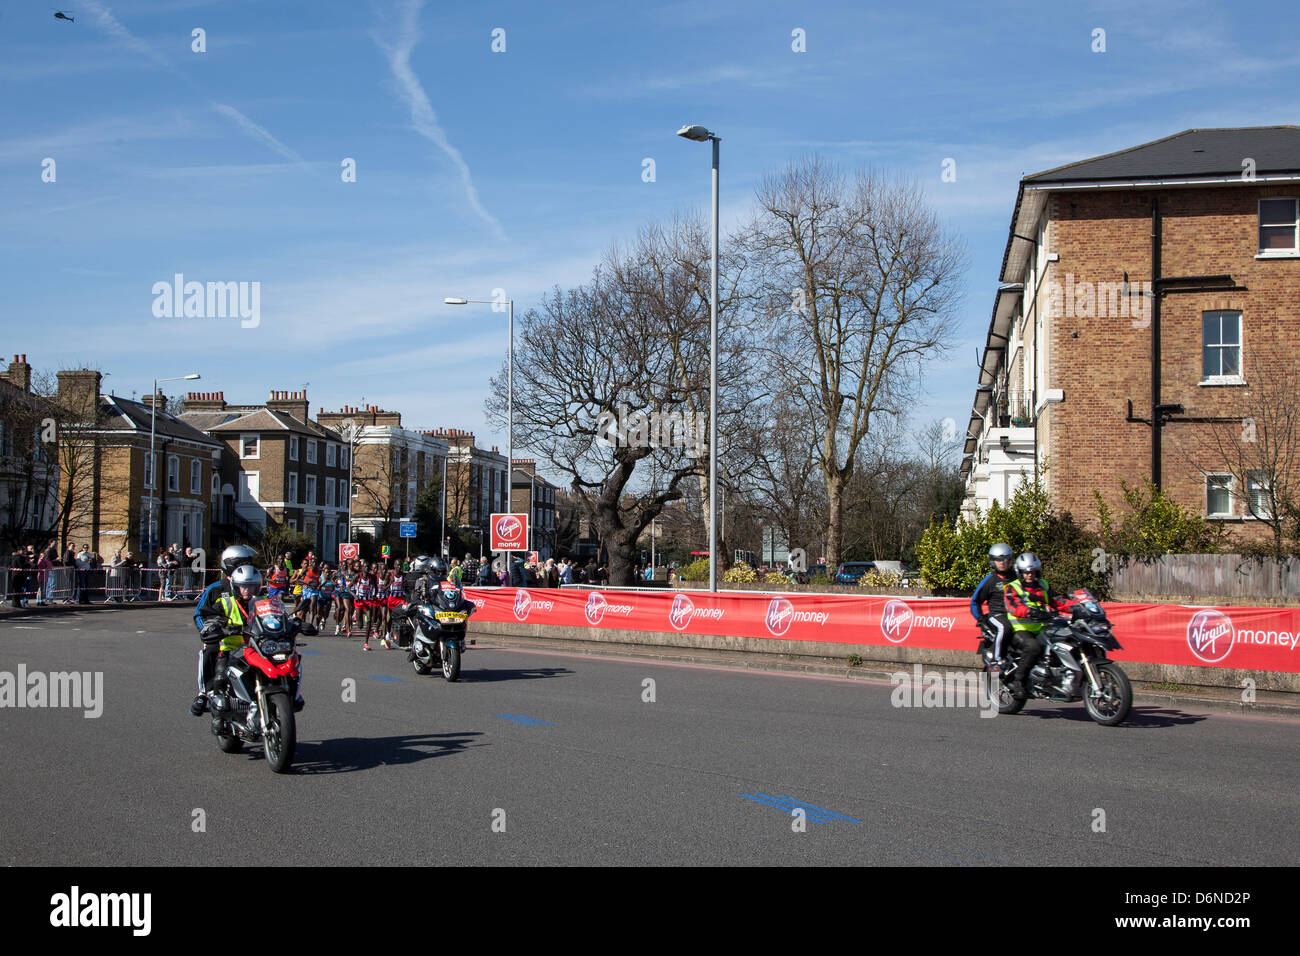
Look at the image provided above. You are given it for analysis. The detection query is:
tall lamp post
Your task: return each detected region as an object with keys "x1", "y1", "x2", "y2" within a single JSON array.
[
  {"x1": 676, "y1": 123, "x2": 720, "y2": 592},
  {"x1": 339, "y1": 418, "x2": 360, "y2": 545},
  {"x1": 147, "y1": 372, "x2": 200, "y2": 570},
  {"x1": 445, "y1": 295, "x2": 513, "y2": 573}
]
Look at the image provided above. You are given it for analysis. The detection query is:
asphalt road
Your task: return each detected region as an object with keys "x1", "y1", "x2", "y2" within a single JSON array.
[{"x1": 1, "y1": 607, "x2": 1296, "y2": 866}]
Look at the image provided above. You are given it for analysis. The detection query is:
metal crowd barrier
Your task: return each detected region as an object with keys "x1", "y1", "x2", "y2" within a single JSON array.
[{"x1": 2, "y1": 566, "x2": 223, "y2": 607}]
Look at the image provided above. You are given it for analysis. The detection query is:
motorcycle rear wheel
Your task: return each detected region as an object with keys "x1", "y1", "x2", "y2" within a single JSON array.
[
  {"x1": 411, "y1": 654, "x2": 432, "y2": 675},
  {"x1": 262, "y1": 691, "x2": 297, "y2": 772},
  {"x1": 215, "y1": 724, "x2": 241, "y2": 753},
  {"x1": 1084, "y1": 663, "x2": 1132, "y2": 726},
  {"x1": 986, "y1": 669, "x2": 1026, "y2": 715}
]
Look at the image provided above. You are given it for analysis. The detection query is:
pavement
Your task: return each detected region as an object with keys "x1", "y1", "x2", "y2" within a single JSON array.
[{"x1": 1, "y1": 606, "x2": 1297, "y2": 866}]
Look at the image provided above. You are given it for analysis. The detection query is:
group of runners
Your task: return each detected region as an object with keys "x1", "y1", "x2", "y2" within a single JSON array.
[{"x1": 264, "y1": 553, "x2": 407, "y2": 651}]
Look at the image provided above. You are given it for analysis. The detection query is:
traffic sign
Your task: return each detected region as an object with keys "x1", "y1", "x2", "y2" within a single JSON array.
[{"x1": 399, "y1": 522, "x2": 417, "y2": 538}]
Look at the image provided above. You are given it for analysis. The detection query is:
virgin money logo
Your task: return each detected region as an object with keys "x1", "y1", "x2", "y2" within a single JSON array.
[
  {"x1": 1187, "y1": 609, "x2": 1235, "y2": 663},
  {"x1": 880, "y1": 600, "x2": 914, "y2": 643},
  {"x1": 513, "y1": 590, "x2": 532, "y2": 621},
  {"x1": 766, "y1": 597, "x2": 795, "y2": 637},
  {"x1": 495, "y1": 515, "x2": 524, "y2": 547},
  {"x1": 669, "y1": 593, "x2": 694, "y2": 631},
  {"x1": 585, "y1": 592, "x2": 608, "y2": 625},
  {"x1": 469, "y1": 597, "x2": 485, "y2": 611}
]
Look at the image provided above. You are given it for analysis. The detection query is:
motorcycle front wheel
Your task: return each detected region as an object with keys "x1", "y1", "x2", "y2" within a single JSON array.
[
  {"x1": 1083, "y1": 662, "x2": 1132, "y2": 726},
  {"x1": 441, "y1": 642, "x2": 461, "y2": 682},
  {"x1": 262, "y1": 690, "x2": 297, "y2": 772}
]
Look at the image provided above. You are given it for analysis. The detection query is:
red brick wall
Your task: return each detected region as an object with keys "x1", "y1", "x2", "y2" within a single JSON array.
[{"x1": 1044, "y1": 185, "x2": 1300, "y2": 544}]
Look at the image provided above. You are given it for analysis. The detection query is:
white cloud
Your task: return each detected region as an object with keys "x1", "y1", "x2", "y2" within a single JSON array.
[
  {"x1": 210, "y1": 104, "x2": 308, "y2": 167},
  {"x1": 373, "y1": 0, "x2": 505, "y2": 242}
]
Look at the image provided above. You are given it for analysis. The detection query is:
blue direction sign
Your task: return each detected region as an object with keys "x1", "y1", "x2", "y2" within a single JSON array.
[{"x1": 399, "y1": 522, "x2": 417, "y2": 538}]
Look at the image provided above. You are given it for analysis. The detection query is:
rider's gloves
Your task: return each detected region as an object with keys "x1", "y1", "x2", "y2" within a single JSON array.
[
  {"x1": 200, "y1": 622, "x2": 224, "y2": 644},
  {"x1": 1029, "y1": 608, "x2": 1054, "y2": 622}
]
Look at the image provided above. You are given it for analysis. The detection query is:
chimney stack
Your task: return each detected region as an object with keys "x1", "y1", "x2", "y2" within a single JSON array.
[
  {"x1": 1, "y1": 354, "x2": 31, "y2": 392},
  {"x1": 56, "y1": 369, "x2": 102, "y2": 418}
]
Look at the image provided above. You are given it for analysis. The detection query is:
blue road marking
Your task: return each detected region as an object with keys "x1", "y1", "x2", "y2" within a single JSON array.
[
  {"x1": 495, "y1": 714, "x2": 554, "y2": 726},
  {"x1": 368, "y1": 675, "x2": 406, "y2": 683},
  {"x1": 298, "y1": 650, "x2": 322, "y2": 656},
  {"x1": 740, "y1": 793, "x2": 860, "y2": 825}
]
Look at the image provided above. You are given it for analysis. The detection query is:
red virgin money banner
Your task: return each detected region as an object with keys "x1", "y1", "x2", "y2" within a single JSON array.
[{"x1": 462, "y1": 587, "x2": 1300, "y2": 674}]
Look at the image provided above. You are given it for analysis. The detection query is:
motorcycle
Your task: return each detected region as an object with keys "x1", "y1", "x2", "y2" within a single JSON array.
[
  {"x1": 979, "y1": 588, "x2": 1132, "y2": 726},
  {"x1": 399, "y1": 580, "x2": 476, "y2": 682},
  {"x1": 209, "y1": 596, "x2": 302, "y2": 772}
]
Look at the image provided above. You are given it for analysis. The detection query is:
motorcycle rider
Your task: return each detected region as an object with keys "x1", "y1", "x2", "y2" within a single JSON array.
[
  {"x1": 971, "y1": 543, "x2": 1016, "y2": 668},
  {"x1": 191, "y1": 546, "x2": 258, "y2": 715},
  {"x1": 1003, "y1": 552, "x2": 1074, "y2": 695},
  {"x1": 408, "y1": 555, "x2": 440, "y2": 606},
  {"x1": 193, "y1": 564, "x2": 261, "y2": 715}
]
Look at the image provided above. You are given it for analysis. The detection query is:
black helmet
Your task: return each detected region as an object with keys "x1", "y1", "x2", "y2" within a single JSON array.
[
  {"x1": 1015, "y1": 552, "x2": 1042, "y2": 582},
  {"x1": 429, "y1": 557, "x2": 448, "y2": 580},
  {"x1": 410, "y1": 555, "x2": 433, "y2": 575},
  {"x1": 221, "y1": 545, "x2": 258, "y2": 576},
  {"x1": 988, "y1": 542, "x2": 1014, "y2": 568}
]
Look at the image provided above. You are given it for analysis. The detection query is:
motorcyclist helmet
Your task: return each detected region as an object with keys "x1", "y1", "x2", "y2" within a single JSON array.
[
  {"x1": 220, "y1": 544, "x2": 258, "y2": 576},
  {"x1": 429, "y1": 557, "x2": 448, "y2": 581},
  {"x1": 988, "y1": 542, "x2": 1014, "y2": 569},
  {"x1": 1015, "y1": 552, "x2": 1042, "y2": 583},
  {"x1": 410, "y1": 555, "x2": 433, "y2": 576},
  {"x1": 230, "y1": 564, "x2": 262, "y2": 594}
]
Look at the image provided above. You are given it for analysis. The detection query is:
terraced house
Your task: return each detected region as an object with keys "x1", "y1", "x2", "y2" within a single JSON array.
[
  {"x1": 181, "y1": 390, "x2": 350, "y2": 555},
  {"x1": 961, "y1": 126, "x2": 1300, "y2": 545},
  {"x1": 52, "y1": 370, "x2": 222, "y2": 557}
]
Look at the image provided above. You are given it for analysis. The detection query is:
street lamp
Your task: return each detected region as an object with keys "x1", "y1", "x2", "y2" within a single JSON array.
[
  {"x1": 677, "y1": 123, "x2": 720, "y2": 592},
  {"x1": 338, "y1": 418, "x2": 360, "y2": 544},
  {"x1": 445, "y1": 295, "x2": 513, "y2": 573},
  {"x1": 147, "y1": 372, "x2": 200, "y2": 572}
]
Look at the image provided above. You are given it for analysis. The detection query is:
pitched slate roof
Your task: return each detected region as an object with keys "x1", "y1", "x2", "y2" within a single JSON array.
[
  {"x1": 1024, "y1": 126, "x2": 1300, "y2": 184},
  {"x1": 101, "y1": 395, "x2": 222, "y2": 446},
  {"x1": 180, "y1": 407, "x2": 340, "y2": 439}
]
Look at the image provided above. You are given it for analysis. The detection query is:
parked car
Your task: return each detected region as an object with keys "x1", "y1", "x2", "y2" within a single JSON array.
[{"x1": 834, "y1": 561, "x2": 875, "y2": 585}]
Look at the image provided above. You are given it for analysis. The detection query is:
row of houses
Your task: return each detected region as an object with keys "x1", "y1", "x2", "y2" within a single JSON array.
[
  {"x1": 961, "y1": 125, "x2": 1300, "y2": 547},
  {"x1": 0, "y1": 366, "x2": 561, "y2": 561}
]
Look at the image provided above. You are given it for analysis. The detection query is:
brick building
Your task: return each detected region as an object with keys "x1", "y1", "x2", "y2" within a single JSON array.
[
  {"x1": 315, "y1": 405, "x2": 449, "y2": 547},
  {"x1": 422, "y1": 428, "x2": 508, "y2": 552},
  {"x1": 182, "y1": 390, "x2": 349, "y2": 555},
  {"x1": 0, "y1": 355, "x2": 59, "y2": 544},
  {"x1": 510, "y1": 458, "x2": 557, "y2": 559},
  {"x1": 962, "y1": 126, "x2": 1300, "y2": 543},
  {"x1": 51, "y1": 371, "x2": 222, "y2": 559}
]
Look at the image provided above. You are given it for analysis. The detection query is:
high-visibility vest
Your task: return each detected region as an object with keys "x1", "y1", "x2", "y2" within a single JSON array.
[
  {"x1": 1006, "y1": 577, "x2": 1052, "y2": 633},
  {"x1": 216, "y1": 594, "x2": 248, "y2": 651}
]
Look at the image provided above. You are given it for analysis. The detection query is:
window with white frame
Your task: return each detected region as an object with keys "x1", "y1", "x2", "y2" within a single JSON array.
[
  {"x1": 289, "y1": 436, "x2": 299, "y2": 461},
  {"x1": 144, "y1": 449, "x2": 155, "y2": 489},
  {"x1": 1202, "y1": 311, "x2": 1242, "y2": 382},
  {"x1": 326, "y1": 477, "x2": 336, "y2": 508},
  {"x1": 327, "y1": 443, "x2": 337, "y2": 467},
  {"x1": 288, "y1": 471, "x2": 298, "y2": 504},
  {"x1": 168, "y1": 455, "x2": 179, "y2": 492},
  {"x1": 1206, "y1": 475, "x2": 1233, "y2": 517},
  {"x1": 190, "y1": 459, "x2": 201, "y2": 494},
  {"x1": 306, "y1": 474, "x2": 317, "y2": 506},
  {"x1": 1258, "y1": 198, "x2": 1298, "y2": 254},
  {"x1": 307, "y1": 440, "x2": 317, "y2": 464},
  {"x1": 341, "y1": 446, "x2": 349, "y2": 469},
  {"x1": 241, "y1": 434, "x2": 259, "y2": 459},
  {"x1": 1246, "y1": 471, "x2": 1274, "y2": 519}
]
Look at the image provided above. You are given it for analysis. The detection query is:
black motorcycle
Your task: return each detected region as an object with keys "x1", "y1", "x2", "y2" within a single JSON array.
[
  {"x1": 396, "y1": 580, "x2": 476, "y2": 682},
  {"x1": 979, "y1": 589, "x2": 1132, "y2": 726}
]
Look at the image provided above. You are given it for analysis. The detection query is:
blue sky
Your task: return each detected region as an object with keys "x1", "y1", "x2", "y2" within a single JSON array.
[{"x1": 3, "y1": 0, "x2": 1298, "y2": 462}]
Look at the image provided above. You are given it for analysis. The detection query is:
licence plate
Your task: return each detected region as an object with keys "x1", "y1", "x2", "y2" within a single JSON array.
[{"x1": 435, "y1": 611, "x2": 467, "y2": 623}]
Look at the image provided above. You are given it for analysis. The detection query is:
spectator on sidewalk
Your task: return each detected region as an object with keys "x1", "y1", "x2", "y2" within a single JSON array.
[
  {"x1": 75, "y1": 544, "x2": 92, "y2": 604},
  {"x1": 36, "y1": 548, "x2": 54, "y2": 605}
]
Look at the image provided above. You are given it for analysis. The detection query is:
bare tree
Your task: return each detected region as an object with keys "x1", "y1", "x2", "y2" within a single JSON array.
[
  {"x1": 485, "y1": 217, "x2": 748, "y2": 585},
  {"x1": 740, "y1": 159, "x2": 966, "y2": 570},
  {"x1": 1178, "y1": 345, "x2": 1300, "y2": 560}
]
